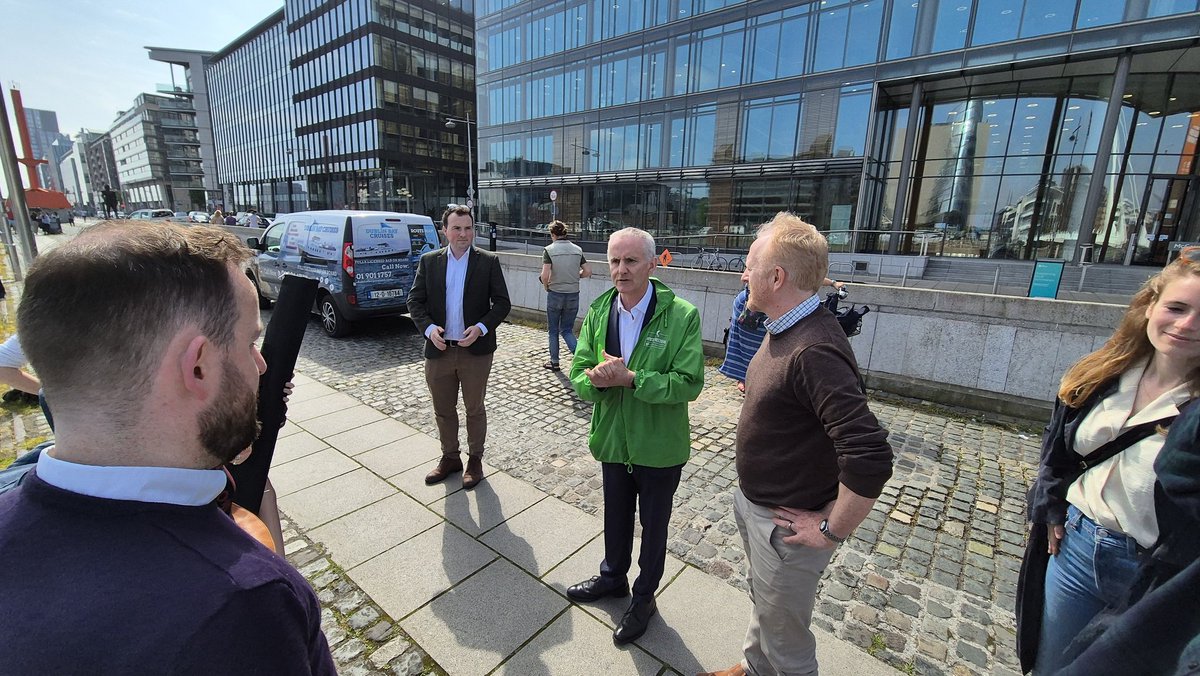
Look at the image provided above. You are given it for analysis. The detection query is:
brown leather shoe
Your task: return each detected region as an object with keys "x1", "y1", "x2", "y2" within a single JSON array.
[
  {"x1": 696, "y1": 665, "x2": 745, "y2": 676},
  {"x1": 424, "y1": 455, "x2": 462, "y2": 485},
  {"x1": 462, "y1": 455, "x2": 484, "y2": 490}
]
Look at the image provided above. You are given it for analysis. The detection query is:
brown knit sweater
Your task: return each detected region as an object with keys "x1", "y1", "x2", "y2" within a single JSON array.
[{"x1": 736, "y1": 309, "x2": 893, "y2": 509}]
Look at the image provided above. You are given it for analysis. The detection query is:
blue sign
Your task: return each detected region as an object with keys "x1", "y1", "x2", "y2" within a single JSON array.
[{"x1": 1028, "y1": 260, "x2": 1065, "y2": 299}]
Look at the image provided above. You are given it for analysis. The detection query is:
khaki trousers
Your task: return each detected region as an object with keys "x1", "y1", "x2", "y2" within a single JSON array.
[
  {"x1": 735, "y1": 486, "x2": 836, "y2": 676},
  {"x1": 424, "y1": 347, "x2": 493, "y2": 457}
]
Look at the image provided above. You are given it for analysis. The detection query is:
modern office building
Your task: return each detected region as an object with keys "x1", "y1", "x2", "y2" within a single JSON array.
[
  {"x1": 475, "y1": 0, "x2": 1200, "y2": 265},
  {"x1": 206, "y1": 0, "x2": 477, "y2": 217},
  {"x1": 147, "y1": 47, "x2": 222, "y2": 210},
  {"x1": 21, "y1": 107, "x2": 69, "y2": 192},
  {"x1": 57, "y1": 144, "x2": 90, "y2": 210},
  {"x1": 108, "y1": 92, "x2": 207, "y2": 211},
  {"x1": 83, "y1": 131, "x2": 121, "y2": 206}
]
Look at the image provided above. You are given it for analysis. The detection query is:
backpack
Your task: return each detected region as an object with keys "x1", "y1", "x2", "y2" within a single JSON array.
[{"x1": 822, "y1": 290, "x2": 871, "y2": 337}]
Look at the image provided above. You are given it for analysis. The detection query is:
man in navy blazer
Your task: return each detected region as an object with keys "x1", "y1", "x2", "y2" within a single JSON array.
[{"x1": 408, "y1": 205, "x2": 511, "y2": 489}]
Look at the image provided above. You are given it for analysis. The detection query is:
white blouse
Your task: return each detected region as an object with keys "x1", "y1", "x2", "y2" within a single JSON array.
[{"x1": 1066, "y1": 361, "x2": 1192, "y2": 549}]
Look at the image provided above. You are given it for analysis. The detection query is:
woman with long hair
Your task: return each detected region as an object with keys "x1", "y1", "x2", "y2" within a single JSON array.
[{"x1": 1017, "y1": 249, "x2": 1200, "y2": 674}]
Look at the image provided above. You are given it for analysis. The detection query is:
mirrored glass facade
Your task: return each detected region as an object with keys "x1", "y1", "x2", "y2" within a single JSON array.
[
  {"x1": 477, "y1": 0, "x2": 1200, "y2": 264},
  {"x1": 207, "y1": 0, "x2": 476, "y2": 216}
]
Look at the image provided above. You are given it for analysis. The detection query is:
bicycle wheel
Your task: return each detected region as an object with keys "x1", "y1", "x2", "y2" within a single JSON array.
[
  {"x1": 727, "y1": 257, "x2": 745, "y2": 273},
  {"x1": 714, "y1": 256, "x2": 728, "y2": 271}
]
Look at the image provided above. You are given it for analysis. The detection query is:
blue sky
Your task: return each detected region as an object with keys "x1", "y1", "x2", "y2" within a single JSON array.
[{"x1": 0, "y1": 0, "x2": 284, "y2": 135}]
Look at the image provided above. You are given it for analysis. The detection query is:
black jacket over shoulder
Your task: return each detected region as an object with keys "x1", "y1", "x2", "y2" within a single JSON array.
[
  {"x1": 407, "y1": 246, "x2": 511, "y2": 359},
  {"x1": 1016, "y1": 381, "x2": 1115, "y2": 672},
  {"x1": 1057, "y1": 399, "x2": 1200, "y2": 676}
]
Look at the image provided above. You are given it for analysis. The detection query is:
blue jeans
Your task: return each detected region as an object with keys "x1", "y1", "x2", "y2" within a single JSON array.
[
  {"x1": 1035, "y1": 505, "x2": 1144, "y2": 674},
  {"x1": 546, "y1": 291, "x2": 579, "y2": 365}
]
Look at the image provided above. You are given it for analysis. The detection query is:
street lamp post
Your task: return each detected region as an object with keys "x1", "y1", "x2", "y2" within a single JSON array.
[{"x1": 445, "y1": 116, "x2": 475, "y2": 222}]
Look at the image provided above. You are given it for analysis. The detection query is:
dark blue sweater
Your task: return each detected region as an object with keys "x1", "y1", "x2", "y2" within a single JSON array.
[{"x1": 0, "y1": 471, "x2": 335, "y2": 675}]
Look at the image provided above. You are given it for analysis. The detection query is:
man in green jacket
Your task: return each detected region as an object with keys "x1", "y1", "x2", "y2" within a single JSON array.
[{"x1": 566, "y1": 227, "x2": 704, "y2": 645}]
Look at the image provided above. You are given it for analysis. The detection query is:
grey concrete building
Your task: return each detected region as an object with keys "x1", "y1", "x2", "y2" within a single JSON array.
[
  {"x1": 108, "y1": 92, "x2": 206, "y2": 211},
  {"x1": 147, "y1": 46, "x2": 222, "y2": 210},
  {"x1": 83, "y1": 131, "x2": 121, "y2": 208}
]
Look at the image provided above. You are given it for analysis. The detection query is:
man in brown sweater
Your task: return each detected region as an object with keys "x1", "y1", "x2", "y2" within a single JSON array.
[{"x1": 703, "y1": 212, "x2": 893, "y2": 676}]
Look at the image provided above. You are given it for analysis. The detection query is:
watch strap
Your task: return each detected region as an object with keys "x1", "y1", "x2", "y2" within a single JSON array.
[{"x1": 819, "y1": 519, "x2": 846, "y2": 544}]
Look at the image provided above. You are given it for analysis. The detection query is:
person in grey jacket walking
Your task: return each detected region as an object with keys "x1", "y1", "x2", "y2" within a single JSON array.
[{"x1": 538, "y1": 221, "x2": 590, "y2": 371}]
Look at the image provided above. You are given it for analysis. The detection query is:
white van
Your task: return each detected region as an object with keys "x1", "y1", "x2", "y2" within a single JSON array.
[{"x1": 245, "y1": 210, "x2": 441, "y2": 337}]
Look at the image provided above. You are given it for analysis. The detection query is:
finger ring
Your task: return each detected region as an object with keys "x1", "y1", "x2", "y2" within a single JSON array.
[{"x1": 788, "y1": 521, "x2": 795, "y2": 529}]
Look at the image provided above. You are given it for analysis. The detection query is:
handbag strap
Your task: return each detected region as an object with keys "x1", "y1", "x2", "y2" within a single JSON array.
[{"x1": 1076, "y1": 415, "x2": 1177, "y2": 472}]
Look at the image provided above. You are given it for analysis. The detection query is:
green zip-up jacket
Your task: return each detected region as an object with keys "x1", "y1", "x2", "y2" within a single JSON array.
[{"x1": 569, "y1": 278, "x2": 704, "y2": 468}]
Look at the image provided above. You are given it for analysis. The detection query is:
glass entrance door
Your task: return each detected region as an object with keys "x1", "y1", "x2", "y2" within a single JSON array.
[{"x1": 1130, "y1": 175, "x2": 1196, "y2": 265}]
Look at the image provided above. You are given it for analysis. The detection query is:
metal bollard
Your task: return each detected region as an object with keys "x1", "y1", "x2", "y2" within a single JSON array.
[
  {"x1": 992, "y1": 266, "x2": 1001, "y2": 295},
  {"x1": 1078, "y1": 264, "x2": 1089, "y2": 293},
  {"x1": 901, "y1": 261, "x2": 910, "y2": 287}
]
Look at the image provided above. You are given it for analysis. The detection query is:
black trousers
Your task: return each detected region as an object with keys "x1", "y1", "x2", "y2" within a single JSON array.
[{"x1": 598, "y1": 461, "x2": 684, "y2": 598}]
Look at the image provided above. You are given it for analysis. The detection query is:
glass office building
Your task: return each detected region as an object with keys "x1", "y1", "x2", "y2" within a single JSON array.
[
  {"x1": 475, "y1": 0, "x2": 1200, "y2": 264},
  {"x1": 209, "y1": 10, "x2": 306, "y2": 214},
  {"x1": 207, "y1": 0, "x2": 477, "y2": 217}
]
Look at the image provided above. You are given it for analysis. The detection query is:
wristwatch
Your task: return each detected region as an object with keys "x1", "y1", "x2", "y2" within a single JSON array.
[{"x1": 819, "y1": 519, "x2": 846, "y2": 544}]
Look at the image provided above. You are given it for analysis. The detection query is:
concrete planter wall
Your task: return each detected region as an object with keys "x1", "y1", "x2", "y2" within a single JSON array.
[{"x1": 497, "y1": 251, "x2": 1125, "y2": 419}]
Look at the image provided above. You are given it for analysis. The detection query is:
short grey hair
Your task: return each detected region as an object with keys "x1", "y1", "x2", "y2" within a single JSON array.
[{"x1": 608, "y1": 227, "x2": 656, "y2": 261}]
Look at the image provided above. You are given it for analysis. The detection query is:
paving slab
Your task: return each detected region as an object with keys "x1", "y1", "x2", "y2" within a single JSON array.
[
  {"x1": 543, "y1": 534, "x2": 687, "y2": 628},
  {"x1": 289, "y1": 372, "x2": 316, "y2": 386},
  {"x1": 278, "y1": 419, "x2": 303, "y2": 439},
  {"x1": 402, "y1": 558, "x2": 569, "y2": 676},
  {"x1": 270, "y1": 429, "x2": 329, "y2": 466},
  {"x1": 299, "y1": 404, "x2": 388, "y2": 437},
  {"x1": 389, "y1": 458, "x2": 500, "y2": 505},
  {"x1": 634, "y1": 565, "x2": 753, "y2": 675},
  {"x1": 480, "y1": 495, "x2": 603, "y2": 576},
  {"x1": 268, "y1": 447, "x2": 359, "y2": 497},
  {"x1": 309, "y1": 492, "x2": 443, "y2": 569},
  {"x1": 497, "y1": 606, "x2": 663, "y2": 675},
  {"x1": 429, "y1": 471, "x2": 548, "y2": 537},
  {"x1": 288, "y1": 381, "x2": 340, "y2": 403},
  {"x1": 276, "y1": 467, "x2": 397, "y2": 529},
  {"x1": 324, "y1": 417, "x2": 420, "y2": 456},
  {"x1": 356, "y1": 434, "x2": 442, "y2": 478},
  {"x1": 349, "y1": 523, "x2": 497, "y2": 621},
  {"x1": 286, "y1": 391, "x2": 361, "y2": 422}
]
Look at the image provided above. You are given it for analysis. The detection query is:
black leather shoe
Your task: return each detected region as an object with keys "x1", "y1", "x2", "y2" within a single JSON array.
[
  {"x1": 613, "y1": 595, "x2": 657, "y2": 645},
  {"x1": 566, "y1": 575, "x2": 629, "y2": 602}
]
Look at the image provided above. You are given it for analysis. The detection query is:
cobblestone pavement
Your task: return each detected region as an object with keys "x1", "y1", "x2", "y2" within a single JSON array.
[
  {"x1": 291, "y1": 314, "x2": 1044, "y2": 676},
  {"x1": 281, "y1": 515, "x2": 440, "y2": 675}
]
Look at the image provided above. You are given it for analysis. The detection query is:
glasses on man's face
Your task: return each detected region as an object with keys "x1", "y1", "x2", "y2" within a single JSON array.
[{"x1": 1181, "y1": 246, "x2": 1200, "y2": 262}]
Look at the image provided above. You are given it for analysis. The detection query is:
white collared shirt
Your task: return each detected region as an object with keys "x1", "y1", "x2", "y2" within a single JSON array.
[
  {"x1": 443, "y1": 247, "x2": 470, "y2": 340},
  {"x1": 35, "y1": 447, "x2": 227, "y2": 506},
  {"x1": 1068, "y1": 361, "x2": 1193, "y2": 548},
  {"x1": 615, "y1": 283, "x2": 655, "y2": 361},
  {"x1": 426, "y1": 247, "x2": 489, "y2": 343}
]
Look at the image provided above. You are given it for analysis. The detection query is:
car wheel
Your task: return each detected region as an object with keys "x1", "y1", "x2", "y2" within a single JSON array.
[
  {"x1": 320, "y1": 295, "x2": 351, "y2": 337},
  {"x1": 248, "y1": 273, "x2": 273, "y2": 309}
]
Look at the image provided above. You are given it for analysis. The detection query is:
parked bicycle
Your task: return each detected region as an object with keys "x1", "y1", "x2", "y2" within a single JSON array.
[{"x1": 695, "y1": 247, "x2": 728, "y2": 271}]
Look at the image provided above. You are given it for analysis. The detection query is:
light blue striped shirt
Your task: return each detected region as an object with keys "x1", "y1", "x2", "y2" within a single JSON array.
[{"x1": 765, "y1": 293, "x2": 821, "y2": 335}]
